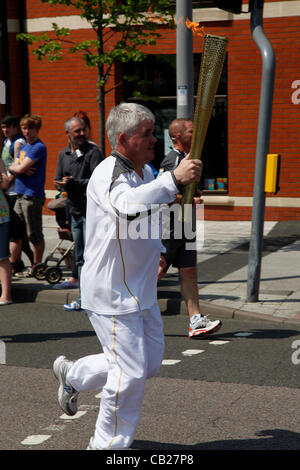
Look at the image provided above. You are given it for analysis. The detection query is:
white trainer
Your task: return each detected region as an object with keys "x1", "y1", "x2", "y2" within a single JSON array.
[
  {"x1": 188, "y1": 315, "x2": 222, "y2": 338},
  {"x1": 53, "y1": 355, "x2": 79, "y2": 416}
]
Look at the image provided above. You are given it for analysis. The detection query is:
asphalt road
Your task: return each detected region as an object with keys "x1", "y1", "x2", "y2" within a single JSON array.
[{"x1": 0, "y1": 302, "x2": 299, "y2": 452}]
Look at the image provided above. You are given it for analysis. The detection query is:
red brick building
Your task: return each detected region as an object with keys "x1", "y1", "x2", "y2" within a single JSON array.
[{"x1": 1, "y1": 0, "x2": 299, "y2": 220}]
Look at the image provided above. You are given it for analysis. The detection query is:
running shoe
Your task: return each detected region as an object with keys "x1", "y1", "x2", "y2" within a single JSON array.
[
  {"x1": 63, "y1": 300, "x2": 82, "y2": 311},
  {"x1": 188, "y1": 315, "x2": 222, "y2": 338},
  {"x1": 53, "y1": 355, "x2": 79, "y2": 416},
  {"x1": 14, "y1": 267, "x2": 33, "y2": 278}
]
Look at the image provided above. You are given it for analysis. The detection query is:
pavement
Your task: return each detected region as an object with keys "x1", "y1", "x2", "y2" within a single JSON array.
[{"x1": 9, "y1": 215, "x2": 300, "y2": 326}]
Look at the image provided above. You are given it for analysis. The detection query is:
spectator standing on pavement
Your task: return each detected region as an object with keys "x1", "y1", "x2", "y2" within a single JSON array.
[
  {"x1": 158, "y1": 118, "x2": 222, "y2": 338},
  {"x1": 53, "y1": 109, "x2": 96, "y2": 291},
  {"x1": 0, "y1": 158, "x2": 12, "y2": 305},
  {"x1": 54, "y1": 116, "x2": 103, "y2": 310},
  {"x1": 52, "y1": 102, "x2": 203, "y2": 450},
  {"x1": 8, "y1": 114, "x2": 47, "y2": 277},
  {"x1": 0, "y1": 114, "x2": 34, "y2": 275}
]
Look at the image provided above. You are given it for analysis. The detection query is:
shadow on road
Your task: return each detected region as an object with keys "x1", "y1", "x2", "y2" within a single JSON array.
[
  {"x1": 133, "y1": 428, "x2": 300, "y2": 450},
  {"x1": 0, "y1": 330, "x2": 96, "y2": 343}
]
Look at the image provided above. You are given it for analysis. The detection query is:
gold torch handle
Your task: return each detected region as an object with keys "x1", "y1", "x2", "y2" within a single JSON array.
[{"x1": 181, "y1": 34, "x2": 228, "y2": 220}]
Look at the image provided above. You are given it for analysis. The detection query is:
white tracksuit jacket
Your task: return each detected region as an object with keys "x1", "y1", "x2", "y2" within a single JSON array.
[{"x1": 81, "y1": 151, "x2": 180, "y2": 315}]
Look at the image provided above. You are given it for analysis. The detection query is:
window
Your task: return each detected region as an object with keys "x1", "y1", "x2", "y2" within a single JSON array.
[{"x1": 123, "y1": 53, "x2": 228, "y2": 192}]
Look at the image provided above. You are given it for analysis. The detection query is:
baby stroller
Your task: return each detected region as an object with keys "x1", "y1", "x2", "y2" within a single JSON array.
[{"x1": 32, "y1": 193, "x2": 75, "y2": 284}]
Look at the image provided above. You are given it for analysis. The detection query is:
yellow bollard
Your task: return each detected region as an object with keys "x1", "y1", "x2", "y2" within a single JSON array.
[{"x1": 265, "y1": 154, "x2": 280, "y2": 193}]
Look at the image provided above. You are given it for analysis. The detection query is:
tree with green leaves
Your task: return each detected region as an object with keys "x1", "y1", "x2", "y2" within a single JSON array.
[{"x1": 18, "y1": 0, "x2": 175, "y2": 153}]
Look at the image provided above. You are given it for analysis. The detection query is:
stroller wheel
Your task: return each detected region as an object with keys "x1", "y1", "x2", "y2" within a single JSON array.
[
  {"x1": 32, "y1": 263, "x2": 46, "y2": 280},
  {"x1": 45, "y1": 266, "x2": 62, "y2": 284}
]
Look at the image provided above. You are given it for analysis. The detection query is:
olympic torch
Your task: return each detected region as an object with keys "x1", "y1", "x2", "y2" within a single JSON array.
[{"x1": 181, "y1": 34, "x2": 228, "y2": 221}]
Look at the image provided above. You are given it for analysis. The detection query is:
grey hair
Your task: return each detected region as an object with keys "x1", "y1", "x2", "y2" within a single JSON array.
[
  {"x1": 64, "y1": 116, "x2": 85, "y2": 132},
  {"x1": 106, "y1": 102, "x2": 155, "y2": 150}
]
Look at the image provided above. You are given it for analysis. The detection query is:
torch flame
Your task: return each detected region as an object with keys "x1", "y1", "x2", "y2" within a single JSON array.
[{"x1": 185, "y1": 18, "x2": 205, "y2": 37}]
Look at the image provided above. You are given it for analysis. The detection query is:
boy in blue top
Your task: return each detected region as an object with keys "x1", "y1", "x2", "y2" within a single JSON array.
[{"x1": 9, "y1": 114, "x2": 47, "y2": 273}]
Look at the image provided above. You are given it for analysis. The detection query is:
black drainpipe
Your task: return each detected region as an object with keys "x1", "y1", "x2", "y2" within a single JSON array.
[
  {"x1": 1, "y1": 0, "x2": 11, "y2": 112},
  {"x1": 18, "y1": 0, "x2": 30, "y2": 114}
]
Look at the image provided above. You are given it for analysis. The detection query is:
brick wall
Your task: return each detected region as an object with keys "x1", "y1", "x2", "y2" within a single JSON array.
[
  {"x1": 204, "y1": 206, "x2": 300, "y2": 221},
  {"x1": 25, "y1": 0, "x2": 80, "y2": 17},
  {"x1": 220, "y1": 16, "x2": 300, "y2": 199},
  {"x1": 5, "y1": 1, "x2": 300, "y2": 219}
]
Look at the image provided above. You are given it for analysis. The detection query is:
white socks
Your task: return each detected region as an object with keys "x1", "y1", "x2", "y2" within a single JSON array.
[{"x1": 190, "y1": 313, "x2": 202, "y2": 325}]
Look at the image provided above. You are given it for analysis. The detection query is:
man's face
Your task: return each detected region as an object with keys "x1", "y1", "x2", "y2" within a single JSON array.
[
  {"x1": 181, "y1": 121, "x2": 193, "y2": 152},
  {"x1": 67, "y1": 120, "x2": 86, "y2": 148},
  {"x1": 1, "y1": 124, "x2": 18, "y2": 140},
  {"x1": 125, "y1": 120, "x2": 157, "y2": 166},
  {"x1": 21, "y1": 126, "x2": 39, "y2": 144}
]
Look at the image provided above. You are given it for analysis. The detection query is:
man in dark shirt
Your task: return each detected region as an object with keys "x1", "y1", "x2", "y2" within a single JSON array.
[{"x1": 55, "y1": 116, "x2": 103, "y2": 310}]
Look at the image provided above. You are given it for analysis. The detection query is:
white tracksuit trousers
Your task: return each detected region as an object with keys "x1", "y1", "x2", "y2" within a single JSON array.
[{"x1": 66, "y1": 304, "x2": 164, "y2": 450}]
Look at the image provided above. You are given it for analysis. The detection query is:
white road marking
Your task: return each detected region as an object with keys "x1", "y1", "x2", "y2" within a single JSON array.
[
  {"x1": 0, "y1": 340, "x2": 6, "y2": 364},
  {"x1": 79, "y1": 404, "x2": 99, "y2": 410},
  {"x1": 21, "y1": 435, "x2": 51, "y2": 446},
  {"x1": 182, "y1": 349, "x2": 205, "y2": 356},
  {"x1": 21, "y1": 408, "x2": 90, "y2": 447},
  {"x1": 59, "y1": 410, "x2": 87, "y2": 420},
  {"x1": 209, "y1": 340, "x2": 230, "y2": 345},
  {"x1": 42, "y1": 424, "x2": 66, "y2": 432},
  {"x1": 162, "y1": 359, "x2": 181, "y2": 365}
]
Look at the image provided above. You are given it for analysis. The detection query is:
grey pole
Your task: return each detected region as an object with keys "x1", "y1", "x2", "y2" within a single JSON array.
[
  {"x1": 176, "y1": 0, "x2": 194, "y2": 118},
  {"x1": 247, "y1": 0, "x2": 275, "y2": 301}
]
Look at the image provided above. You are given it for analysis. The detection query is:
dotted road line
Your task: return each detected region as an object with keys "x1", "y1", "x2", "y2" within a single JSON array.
[
  {"x1": 20, "y1": 335, "x2": 251, "y2": 447},
  {"x1": 162, "y1": 338, "x2": 231, "y2": 366},
  {"x1": 21, "y1": 401, "x2": 99, "y2": 447}
]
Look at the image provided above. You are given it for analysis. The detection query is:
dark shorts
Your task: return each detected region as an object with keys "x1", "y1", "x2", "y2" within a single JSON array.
[
  {"x1": 14, "y1": 195, "x2": 45, "y2": 244},
  {"x1": 162, "y1": 204, "x2": 197, "y2": 270},
  {"x1": 5, "y1": 194, "x2": 25, "y2": 241},
  {"x1": 162, "y1": 236, "x2": 197, "y2": 269},
  {"x1": 9, "y1": 208, "x2": 26, "y2": 241},
  {"x1": 0, "y1": 222, "x2": 10, "y2": 260}
]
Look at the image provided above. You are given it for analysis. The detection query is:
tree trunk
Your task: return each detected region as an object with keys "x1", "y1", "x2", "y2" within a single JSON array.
[
  {"x1": 96, "y1": 5, "x2": 106, "y2": 155},
  {"x1": 97, "y1": 82, "x2": 106, "y2": 155}
]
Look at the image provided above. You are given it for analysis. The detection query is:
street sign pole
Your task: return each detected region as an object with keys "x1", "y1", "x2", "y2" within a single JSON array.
[
  {"x1": 176, "y1": 0, "x2": 194, "y2": 119},
  {"x1": 247, "y1": 0, "x2": 275, "y2": 301}
]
